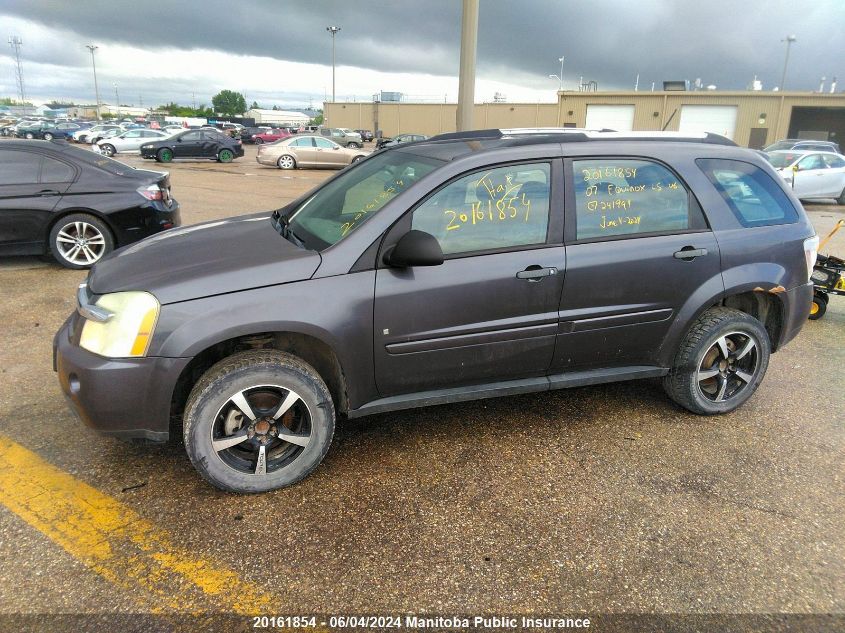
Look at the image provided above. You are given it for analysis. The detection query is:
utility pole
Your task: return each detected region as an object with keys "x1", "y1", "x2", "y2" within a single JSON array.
[
  {"x1": 7, "y1": 36, "x2": 25, "y2": 104},
  {"x1": 456, "y1": 0, "x2": 479, "y2": 131},
  {"x1": 326, "y1": 26, "x2": 341, "y2": 103},
  {"x1": 113, "y1": 83, "x2": 120, "y2": 118},
  {"x1": 779, "y1": 35, "x2": 796, "y2": 91},
  {"x1": 86, "y1": 45, "x2": 101, "y2": 120}
]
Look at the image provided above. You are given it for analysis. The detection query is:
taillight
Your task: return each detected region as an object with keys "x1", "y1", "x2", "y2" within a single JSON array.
[
  {"x1": 137, "y1": 184, "x2": 163, "y2": 201},
  {"x1": 804, "y1": 235, "x2": 819, "y2": 282}
]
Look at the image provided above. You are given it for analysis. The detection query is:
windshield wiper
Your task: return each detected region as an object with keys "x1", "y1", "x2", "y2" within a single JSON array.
[{"x1": 271, "y1": 210, "x2": 305, "y2": 248}]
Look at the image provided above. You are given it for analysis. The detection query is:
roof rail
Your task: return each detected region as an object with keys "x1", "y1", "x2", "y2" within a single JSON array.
[{"x1": 426, "y1": 128, "x2": 736, "y2": 147}]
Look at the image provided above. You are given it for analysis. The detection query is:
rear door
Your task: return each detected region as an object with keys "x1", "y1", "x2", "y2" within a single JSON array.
[
  {"x1": 551, "y1": 156, "x2": 721, "y2": 372},
  {"x1": 0, "y1": 149, "x2": 75, "y2": 254},
  {"x1": 290, "y1": 137, "x2": 318, "y2": 165},
  {"x1": 373, "y1": 160, "x2": 565, "y2": 396}
]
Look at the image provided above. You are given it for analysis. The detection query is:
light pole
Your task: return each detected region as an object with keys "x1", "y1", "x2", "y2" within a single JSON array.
[
  {"x1": 456, "y1": 0, "x2": 479, "y2": 131},
  {"x1": 557, "y1": 56, "x2": 564, "y2": 90},
  {"x1": 326, "y1": 26, "x2": 341, "y2": 103},
  {"x1": 779, "y1": 35, "x2": 796, "y2": 91},
  {"x1": 113, "y1": 82, "x2": 120, "y2": 118},
  {"x1": 86, "y1": 44, "x2": 101, "y2": 121}
]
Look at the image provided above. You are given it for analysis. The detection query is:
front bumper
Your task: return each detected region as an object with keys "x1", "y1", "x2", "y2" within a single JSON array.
[
  {"x1": 53, "y1": 314, "x2": 190, "y2": 442},
  {"x1": 778, "y1": 281, "x2": 814, "y2": 349}
]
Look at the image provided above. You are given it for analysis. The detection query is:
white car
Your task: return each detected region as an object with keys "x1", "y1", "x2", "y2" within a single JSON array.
[
  {"x1": 72, "y1": 124, "x2": 121, "y2": 143},
  {"x1": 768, "y1": 150, "x2": 845, "y2": 203},
  {"x1": 95, "y1": 129, "x2": 172, "y2": 156}
]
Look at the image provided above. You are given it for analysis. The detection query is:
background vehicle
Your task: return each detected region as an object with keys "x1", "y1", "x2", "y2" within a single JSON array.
[
  {"x1": 765, "y1": 139, "x2": 841, "y2": 153},
  {"x1": 140, "y1": 128, "x2": 244, "y2": 163},
  {"x1": 252, "y1": 128, "x2": 290, "y2": 144},
  {"x1": 767, "y1": 150, "x2": 845, "y2": 202},
  {"x1": 354, "y1": 129, "x2": 374, "y2": 142},
  {"x1": 55, "y1": 129, "x2": 815, "y2": 492},
  {"x1": 319, "y1": 127, "x2": 363, "y2": 148},
  {"x1": 96, "y1": 129, "x2": 173, "y2": 156},
  {"x1": 256, "y1": 134, "x2": 367, "y2": 169},
  {"x1": 375, "y1": 133, "x2": 428, "y2": 149},
  {"x1": 26, "y1": 122, "x2": 86, "y2": 141},
  {"x1": 238, "y1": 126, "x2": 272, "y2": 143},
  {"x1": 73, "y1": 124, "x2": 120, "y2": 143},
  {"x1": 0, "y1": 140, "x2": 180, "y2": 268}
]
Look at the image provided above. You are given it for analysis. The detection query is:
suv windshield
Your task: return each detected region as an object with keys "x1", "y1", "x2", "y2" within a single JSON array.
[{"x1": 286, "y1": 150, "x2": 443, "y2": 250}]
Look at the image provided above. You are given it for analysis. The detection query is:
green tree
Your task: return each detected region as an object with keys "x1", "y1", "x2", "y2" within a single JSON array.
[
  {"x1": 211, "y1": 90, "x2": 247, "y2": 116},
  {"x1": 310, "y1": 113, "x2": 323, "y2": 126},
  {"x1": 250, "y1": 101, "x2": 259, "y2": 110}
]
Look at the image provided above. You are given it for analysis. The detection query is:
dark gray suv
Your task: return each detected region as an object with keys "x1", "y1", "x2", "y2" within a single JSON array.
[{"x1": 54, "y1": 129, "x2": 818, "y2": 492}]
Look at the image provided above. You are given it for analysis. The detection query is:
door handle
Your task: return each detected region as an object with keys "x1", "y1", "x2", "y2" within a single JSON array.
[
  {"x1": 673, "y1": 247, "x2": 708, "y2": 260},
  {"x1": 516, "y1": 266, "x2": 557, "y2": 281},
  {"x1": 38, "y1": 189, "x2": 60, "y2": 197}
]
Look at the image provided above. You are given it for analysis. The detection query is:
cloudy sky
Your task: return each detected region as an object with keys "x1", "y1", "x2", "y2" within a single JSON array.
[{"x1": 1, "y1": 0, "x2": 843, "y2": 109}]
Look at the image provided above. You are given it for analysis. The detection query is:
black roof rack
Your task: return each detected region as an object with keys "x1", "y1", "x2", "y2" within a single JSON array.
[{"x1": 426, "y1": 128, "x2": 737, "y2": 147}]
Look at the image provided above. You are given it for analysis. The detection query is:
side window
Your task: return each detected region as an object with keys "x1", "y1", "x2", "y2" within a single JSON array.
[
  {"x1": 797, "y1": 154, "x2": 824, "y2": 170},
  {"x1": 0, "y1": 150, "x2": 41, "y2": 185},
  {"x1": 822, "y1": 154, "x2": 845, "y2": 169},
  {"x1": 573, "y1": 159, "x2": 692, "y2": 240},
  {"x1": 411, "y1": 163, "x2": 551, "y2": 256},
  {"x1": 314, "y1": 138, "x2": 336, "y2": 149},
  {"x1": 181, "y1": 131, "x2": 202, "y2": 142},
  {"x1": 293, "y1": 138, "x2": 313, "y2": 147},
  {"x1": 697, "y1": 158, "x2": 798, "y2": 227},
  {"x1": 41, "y1": 156, "x2": 75, "y2": 183},
  {"x1": 124, "y1": 130, "x2": 141, "y2": 138}
]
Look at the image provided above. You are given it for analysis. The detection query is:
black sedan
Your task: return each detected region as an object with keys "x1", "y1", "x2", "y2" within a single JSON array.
[
  {"x1": 375, "y1": 133, "x2": 428, "y2": 150},
  {"x1": 140, "y1": 129, "x2": 244, "y2": 163},
  {"x1": 0, "y1": 141, "x2": 180, "y2": 269}
]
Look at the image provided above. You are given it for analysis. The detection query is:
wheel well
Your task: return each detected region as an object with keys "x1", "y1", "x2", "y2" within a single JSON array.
[
  {"x1": 720, "y1": 291, "x2": 784, "y2": 350},
  {"x1": 46, "y1": 209, "x2": 117, "y2": 249},
  {"x1": 169, "y1": 331, "x2": 348, "y2": 438}
]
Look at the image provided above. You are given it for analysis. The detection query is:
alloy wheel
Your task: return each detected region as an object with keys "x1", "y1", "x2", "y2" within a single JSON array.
[
  {"x1": 211, "y1": 384, "x2": 312, "y2": 476},
  {"x1": 696, "y1": 331, "x2": 759, "y2": 403},
  {"x1": 278, "y1": 155, "x2": 295, "y2": 169},
  {"x1": 54, "y1": 221, "x2": 107, "y2": 266}
]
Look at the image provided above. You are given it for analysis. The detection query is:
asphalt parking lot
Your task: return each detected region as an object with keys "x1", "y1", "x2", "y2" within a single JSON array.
[{"x1": 0, "y1": 143, "x2": 843, "y2": 624}]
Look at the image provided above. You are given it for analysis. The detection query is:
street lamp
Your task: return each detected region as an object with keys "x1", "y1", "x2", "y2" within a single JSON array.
[
  {"x1": 113, "y1": 82, "x2": 120, "y2": 118},
  {"x1": 779, "y1": 35, "x2": 796, "y2": 91},
  {"x1": 326, "y1": 26, "x2": 341, "y2": 103},
  {"x1": 86, "y1": 44, "x2": 101, "y2": 121}
]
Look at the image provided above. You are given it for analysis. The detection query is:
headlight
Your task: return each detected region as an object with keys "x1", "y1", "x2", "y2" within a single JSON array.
[
  {"x1": 141, "y1": 144, "x2": 153, "y2": 149},
  {"x1": 79, "y1": 291, "x2": 160, "y2": 357}
]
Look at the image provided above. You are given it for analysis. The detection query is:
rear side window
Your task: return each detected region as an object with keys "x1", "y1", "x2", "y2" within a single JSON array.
[
  {"x1": 573, "y1": 159, "x2": 693, "y2": 240},
  {"x1": 697, "y1": 159, "x2": 798, "y2": 227},
  {"x1": 41, "y1": 156, "x2": 75, "y2": 183},
  {"x1": 0, "y1": 150, "x2": 41, "y2": 185}
]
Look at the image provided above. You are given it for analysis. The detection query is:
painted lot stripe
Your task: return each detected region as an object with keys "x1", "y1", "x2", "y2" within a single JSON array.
[{"x1": 0, "y1": 436, "x2": 280, "y2": 616}]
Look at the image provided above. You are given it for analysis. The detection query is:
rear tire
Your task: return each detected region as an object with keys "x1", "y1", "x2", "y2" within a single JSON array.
[
  {"x1": 48, "y1": 213, "x2": 114, "y2": 269},
  {"x1": 218, "y1": 148, "x2": 234, "y2": 163},
  {"x1": 277, "y1": 155, "x2": 296, "y2": 170},
  {"x1": 663, "y1": 307, "x2": 770, "y2": 415},
  {"x1": 183, "y1": 350, "x2": 335, "y2": 493},
  {"x1": 809, "y1": 294, "x2": 828, "y2": 320},
  {"x1": 43, "y1": 132, "x2": 54, "y2": 141},
  {"x1": 254, "y1": 137, "x2": 264, "y2": 145}
]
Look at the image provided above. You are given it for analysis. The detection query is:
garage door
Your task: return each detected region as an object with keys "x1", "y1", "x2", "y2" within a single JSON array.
[
  {"x1": 678, "y1": 105, "x2": 738, "y2": 139},
  {"x1": 585, "y1": 105, "x2": 635, "y2": 131}
]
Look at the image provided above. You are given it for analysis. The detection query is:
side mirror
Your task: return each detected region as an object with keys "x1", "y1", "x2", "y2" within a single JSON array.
[
  {"x1": 383, "y1": 230, "x2": 444, "y2": 268},
  {"x1": 793, "y1": 164, "x2": 800, "y2": 172}
]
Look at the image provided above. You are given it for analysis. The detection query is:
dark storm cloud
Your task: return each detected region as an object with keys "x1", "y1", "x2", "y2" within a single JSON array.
[{"x1": 2, "y1": 0, "x2": 844, "y2": 92}]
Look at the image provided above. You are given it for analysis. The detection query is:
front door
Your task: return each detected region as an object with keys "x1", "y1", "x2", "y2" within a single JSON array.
[
  {"x1": 314, "y1": 137, "x2": 345, "y2": 167},
  {"x1": 552, "y1": 157, "x2": 722, "y2": 372},
  {"x1": 174, "y1": 131, "x2": 203, "y2": 158},
  {"x1": 374, "y1": 160, "x2": 565, "y2": 396}
]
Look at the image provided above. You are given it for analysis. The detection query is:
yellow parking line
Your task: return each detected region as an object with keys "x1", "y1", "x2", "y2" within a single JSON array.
[{"x1": 0, "y1": 436, "x2": 277, "y2": 615}]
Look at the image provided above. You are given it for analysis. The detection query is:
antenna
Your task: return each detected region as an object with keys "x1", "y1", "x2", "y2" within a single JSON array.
[{"x1": 7, "y1": 36, "x2": 25, "y2": 104}]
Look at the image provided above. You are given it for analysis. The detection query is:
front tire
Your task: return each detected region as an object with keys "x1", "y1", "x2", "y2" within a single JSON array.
[
  {"x1": 157, "y1": 148, "x2": 173, "y2": 163},
  {"x1": 254, "y1": 137, "x2": 264, "y2": 145},
  {"x1": 25, "y1": 132, "x2": 34, "y2": 139},
  {"x1": 101, "y1": 144, "x2": 116, "y2": 157},
  {"x1": 663, "y1": 307, "x2": 770, "y2": 415},
  {"x1": 43, "y1": 132, "x2": 54, "y2": 141},
  {"x1": 183, "y1": 351, "x2": 335, "y2": 493},
  {"x1": 49, "y1": 213, "x2": 114, "y2": 269},
  {"x1": 346, "y1": 142, "x2": 362, "y2": 149}
]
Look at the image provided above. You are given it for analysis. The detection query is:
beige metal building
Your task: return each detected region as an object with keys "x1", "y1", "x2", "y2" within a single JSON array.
[{"x1": 325, "y1": 91, "x2": 845, "y2": 149}]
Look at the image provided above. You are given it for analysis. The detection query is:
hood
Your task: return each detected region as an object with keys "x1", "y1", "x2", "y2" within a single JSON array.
[{"x1": 88, "y1": 214, "x2": 321, "y2": 304}]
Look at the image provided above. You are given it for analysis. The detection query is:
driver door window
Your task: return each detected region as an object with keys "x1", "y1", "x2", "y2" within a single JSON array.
[{"x1": 411, "y1": 163, "x2": 551, "y2": 255}]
